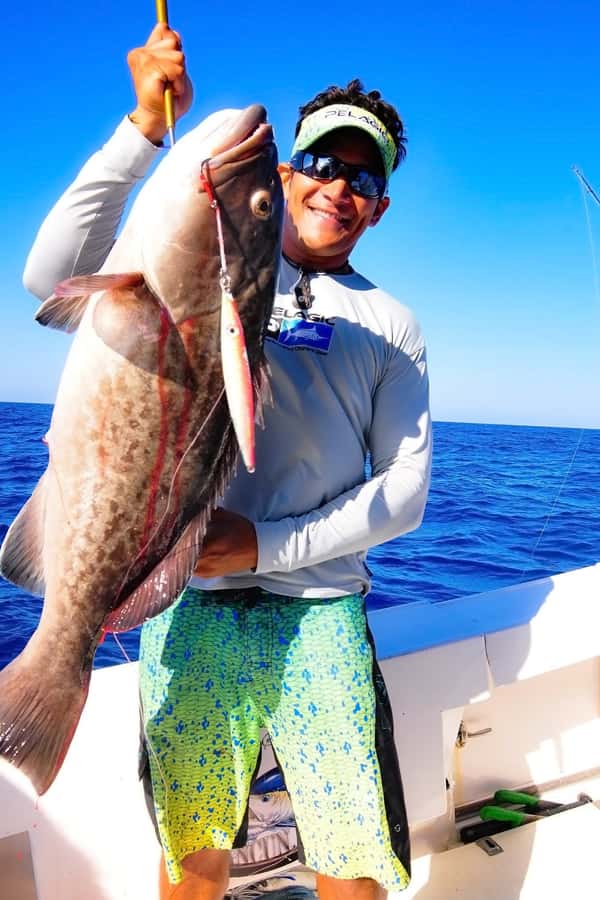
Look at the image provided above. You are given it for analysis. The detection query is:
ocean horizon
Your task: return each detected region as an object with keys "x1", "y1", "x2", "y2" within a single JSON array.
[
  {"x1": 2, "y1": 397, "x2": 596, "y2": 431},
  {"x1": 1, "y1": 401, "x2": 599, "y2": 668}
]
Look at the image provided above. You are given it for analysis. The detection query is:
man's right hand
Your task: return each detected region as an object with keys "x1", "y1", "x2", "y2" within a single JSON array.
[{"x1": 127, "y1": 24, "x2": 194, "y2": 145}]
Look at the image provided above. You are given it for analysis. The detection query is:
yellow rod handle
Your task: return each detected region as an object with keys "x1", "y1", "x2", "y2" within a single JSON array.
[
  {"x1": 155, "y1": 0, "x2": 175, "y2": 141},
  {"x1": 156, "y1": 0, "x2": 169, "y2": 20}
]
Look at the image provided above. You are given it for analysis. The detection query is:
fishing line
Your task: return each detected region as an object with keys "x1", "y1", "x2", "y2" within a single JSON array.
[
  {"x1": 581, "y1": 189, "x2": 600, "y2": 304},
  {"x1": 518, "y1": 169, "x2": 598, "y2": 579},
  {"x1": 518, "y1": 427, "x2": 585, "y2": 580},
  {"x1": 573, "y1": 166, "x2": 600, "y2": 306},
  {"x1": 111, "y1": 384, "x2": 227, "y2": 619},
  {"x1": 111, "y1": 631, "x2": 133, "y2": 663}
]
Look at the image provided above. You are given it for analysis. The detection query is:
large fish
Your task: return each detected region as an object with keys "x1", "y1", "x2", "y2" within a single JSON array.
[{"x1": 0, "y1": 105, "x2": 283, "y2": 794}]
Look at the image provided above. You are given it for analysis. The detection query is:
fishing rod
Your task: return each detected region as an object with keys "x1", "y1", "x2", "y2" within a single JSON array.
[
  {"x1": 571, "y1": 166, "x2": 600, "y2": 206},
  {"x1": 155, "y1": 0, "x2": 176, "y2": 146},
  {"x1": 572, "y1": 166, "x2": 600, "y2": 207}
]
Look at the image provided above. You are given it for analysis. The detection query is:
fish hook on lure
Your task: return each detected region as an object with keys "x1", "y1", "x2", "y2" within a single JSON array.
[{"x1": 199, "y1": 160, "x2": 257, "y2": 473}]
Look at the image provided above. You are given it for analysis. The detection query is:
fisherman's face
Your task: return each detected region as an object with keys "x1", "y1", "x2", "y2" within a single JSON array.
[{"x1": 278, "y1": 129, "x2": 390, "y2": 270}]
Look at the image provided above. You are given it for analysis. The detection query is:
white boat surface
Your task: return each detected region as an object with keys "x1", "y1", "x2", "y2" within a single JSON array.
[{"x1": 1, "y1": 562, "x2": 599, "y2": 899}]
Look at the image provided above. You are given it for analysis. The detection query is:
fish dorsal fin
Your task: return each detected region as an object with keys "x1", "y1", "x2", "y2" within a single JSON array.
[
  {"x1": 36, "y1": 273, "x2": 145, "y2": 333},
  {"x1": 102, "y1": 511, "x2": 210, "y2": 633},
  {"x1": 0, "y1": 476, "x2": 47, "y2": 596}
]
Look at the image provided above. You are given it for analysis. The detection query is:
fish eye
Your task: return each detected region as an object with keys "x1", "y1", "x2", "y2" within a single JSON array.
[{"x1": 250, "y1": 190, "x2": 272, "y2": 219}]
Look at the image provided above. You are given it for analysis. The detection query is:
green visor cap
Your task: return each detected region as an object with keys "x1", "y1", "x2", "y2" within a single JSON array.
[{"x1": 291, "y1": 104, "x2": 396, "y2": 181}]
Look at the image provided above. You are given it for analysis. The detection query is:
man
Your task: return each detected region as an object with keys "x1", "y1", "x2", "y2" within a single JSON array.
[{"x1": 24, "y1": 24, "x2": 431, "y2": 900}]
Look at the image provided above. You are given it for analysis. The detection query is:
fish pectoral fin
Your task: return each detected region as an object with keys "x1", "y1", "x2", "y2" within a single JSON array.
[
  {"x1": 36, "y1": 272, "x2": 145, "y2": 333},
  {"x1": 35, "y1": 293, "x2": 91, "y2": 333},
  {"x1": 0, "y1": 476, "x2": 47, "y2": 596},
  {"x1": 91, "y1": 284, "x2": 197, "y2": 387},
  {"x1": 103, "y1": 512, "x2": 209, "y2": 633}
]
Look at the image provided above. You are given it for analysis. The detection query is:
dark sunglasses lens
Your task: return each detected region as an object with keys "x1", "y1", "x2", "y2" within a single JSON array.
[
  {"x1": 307, "y1": 155, "x2": 336, "y2": 180},
  {"x1": 352, "y1": 171, "x2": 385, "y2": 199},
  {"x1": 293, "y1": 153, "x2": 385, "y2": 199}
]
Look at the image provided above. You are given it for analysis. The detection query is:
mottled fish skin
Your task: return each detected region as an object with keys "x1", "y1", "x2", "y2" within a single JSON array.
[{"x1": 0, "y1": 105, "x2": 283, "y2": 794}]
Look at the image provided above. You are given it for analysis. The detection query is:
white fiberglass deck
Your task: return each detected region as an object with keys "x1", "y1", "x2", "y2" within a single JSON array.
[{"x1": 1, "y1": 564, "x2": 599, "y2": 899}]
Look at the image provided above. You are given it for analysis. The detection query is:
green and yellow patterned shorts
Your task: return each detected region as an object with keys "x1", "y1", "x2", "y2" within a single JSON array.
[{"x1": 139, "y1": 587, "x2": 410, "y2": 889}]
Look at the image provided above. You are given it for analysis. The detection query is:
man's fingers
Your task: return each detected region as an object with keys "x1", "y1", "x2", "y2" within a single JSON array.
[
  {"x1": 145, "y1": 22, "x2": 179, "y2": 47},
  {"x1": 126, "y1": 26, "x2": 192, "y2": 141},
  {"x1": 171, "y1": 74, "x2": 186, "y2": 98},
  {"x1": 128, "y1": 49, "x2": 186, "y2": 91},
  {"x1": 155, "y1": 54, "x2": 187, "y2": 87},
  {"x1": 147, "y1": 38, "x2": 184, "y2": 56},
  {"x1": 129, "y1": 44, "x2": 186, "y2": 71}
]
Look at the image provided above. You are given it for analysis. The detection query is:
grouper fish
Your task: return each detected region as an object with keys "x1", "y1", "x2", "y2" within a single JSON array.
[{"x1": 0, "y1": 105, "x2": 283, "y2": 795}]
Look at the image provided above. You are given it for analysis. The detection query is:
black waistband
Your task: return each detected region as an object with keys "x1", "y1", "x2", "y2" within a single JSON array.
[{"x1": 188, "y1": 586, "x2": 266, "y2": 608}]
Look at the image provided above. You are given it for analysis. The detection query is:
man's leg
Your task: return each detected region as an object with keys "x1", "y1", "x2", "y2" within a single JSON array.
[
  {"x1": 263, "y1": 593, "x2": 410, "y2": 893},
  {"x1": 317, "y1": 873, "x2": 386, "y2": 899},
  {"x1": 159, "y1": 849, "x2": 230, "y2": 900},
  {"x1": 140, "y1": 589, "x2": 263, "y2": 888}
]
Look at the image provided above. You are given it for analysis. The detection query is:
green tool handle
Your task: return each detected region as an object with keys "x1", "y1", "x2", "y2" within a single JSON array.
[
  {"x1": 494, "y1": 789, "x2": 588, "y2": 814},
  {"x1": 480, "y1": 805, "x2": 542, "y2": 825},
  {"x1": 494, "y1": 790, "x2": 543, "y2": 808}
]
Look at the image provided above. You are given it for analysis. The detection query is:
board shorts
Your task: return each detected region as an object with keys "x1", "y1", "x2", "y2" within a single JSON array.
[{"x1": 139, "y1": 587, "x2": 411, "y2": 889}]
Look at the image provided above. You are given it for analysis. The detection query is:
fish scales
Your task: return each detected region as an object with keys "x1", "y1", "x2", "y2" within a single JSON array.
[{"x1": 0, "y1": 105, "x2": 283, "y2": 794}]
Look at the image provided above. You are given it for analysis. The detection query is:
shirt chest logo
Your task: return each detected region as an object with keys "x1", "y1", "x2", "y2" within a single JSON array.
[{"x1": 266, "y1": 307, "x2": 336, "y2": 354}]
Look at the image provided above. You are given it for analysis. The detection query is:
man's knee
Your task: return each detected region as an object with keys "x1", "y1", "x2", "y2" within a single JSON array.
[
  {"x1": 317, "y1": 873, "x2": 386, "y2": 899},
  {"x1": 182, "y1": 847, "x2": 231, "y2": 881},
  {"x1": 159, "y1": 848, "x2": 231, "y2": 899}
]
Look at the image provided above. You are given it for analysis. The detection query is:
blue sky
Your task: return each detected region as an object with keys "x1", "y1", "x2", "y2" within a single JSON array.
[{"x1": 2, "y1": 0, "x2": 599, "y2": 427}]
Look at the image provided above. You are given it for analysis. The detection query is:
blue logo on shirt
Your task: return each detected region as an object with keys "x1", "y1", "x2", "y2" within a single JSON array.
[{"x1": 274, "y1": 318, "x2": 334, "y2": 353}]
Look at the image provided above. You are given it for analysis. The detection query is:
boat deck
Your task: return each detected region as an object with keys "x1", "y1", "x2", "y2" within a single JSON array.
[{"x1": 2, "y1": 566, "x2": 600, "y2": 899}]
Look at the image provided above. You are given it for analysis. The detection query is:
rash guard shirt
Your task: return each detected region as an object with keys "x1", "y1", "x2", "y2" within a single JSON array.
[{"x1": 23, "y1": 116, "x2": 432, "y2": 599}]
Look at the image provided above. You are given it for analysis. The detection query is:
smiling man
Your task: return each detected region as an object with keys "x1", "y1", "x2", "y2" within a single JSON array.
[
  {"x1": 23, "y1": 25, "x2": 432, "y2": 900},
  {"x1": 281, "y1": 127, "x2": 389, "y2": 270}
]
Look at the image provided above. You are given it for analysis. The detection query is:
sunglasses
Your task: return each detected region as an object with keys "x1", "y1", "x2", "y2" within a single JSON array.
[{"x1": 289, "y1": 151, "x2": 387, "y2": 200}]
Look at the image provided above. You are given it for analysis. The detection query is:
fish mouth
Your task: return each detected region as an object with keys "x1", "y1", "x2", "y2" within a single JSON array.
[{"x1": 205, "y1": 105, "x2": 274, "y2": 172}]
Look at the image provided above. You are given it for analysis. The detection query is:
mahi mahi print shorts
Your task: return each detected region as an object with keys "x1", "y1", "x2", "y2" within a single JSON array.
[{"x1": 139, "y1": 587, "x2": 411, "y2": 889}]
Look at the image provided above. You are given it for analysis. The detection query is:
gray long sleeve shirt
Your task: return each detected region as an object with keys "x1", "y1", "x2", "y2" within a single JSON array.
[{"x1": 24, "y1": 116, "x2": 432, "y2": 599}]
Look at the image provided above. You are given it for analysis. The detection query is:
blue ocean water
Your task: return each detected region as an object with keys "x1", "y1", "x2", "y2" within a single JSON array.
[{"x1": 1, "y1": 401, "x2": 599, "y2": 669}]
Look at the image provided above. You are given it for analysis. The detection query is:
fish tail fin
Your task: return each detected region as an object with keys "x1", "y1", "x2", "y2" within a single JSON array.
[{"x1": 0, "y1": 650, "x2": 91, "y2": 795}]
